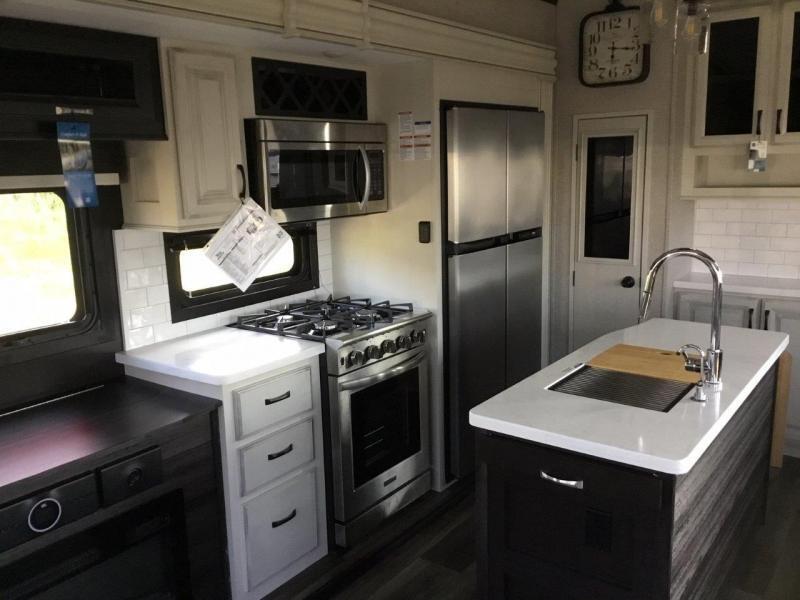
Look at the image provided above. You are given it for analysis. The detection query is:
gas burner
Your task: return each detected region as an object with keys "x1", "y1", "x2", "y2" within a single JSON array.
[
  {"x1": 311, "y1": 319, "x2": 339, "y2": 334},
  {"x1": 355, "y1": 308, "x2": 379, "y2": 319},
  {"x1": 276, "y1": 314, "x2": 296, "y2": 323}
]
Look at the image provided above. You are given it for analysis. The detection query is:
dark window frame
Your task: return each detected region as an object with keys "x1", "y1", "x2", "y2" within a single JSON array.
[
  {"x1": 164, "y1": 221, "x2": 320, "y2": 323},
  {"x1": 0, "y1": 188, "x2": 97, "y2": 354}
]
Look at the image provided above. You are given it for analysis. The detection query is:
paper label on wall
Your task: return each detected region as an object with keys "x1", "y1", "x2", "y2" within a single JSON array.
[
  {"x1": 413, "y1": 120, "x2": 432, "y2": 161},
  {"x1": 398, "y1": 111, "x2": 415, "y2": 161},
  {"x1": 204, "y1": 198, "x2": 292, "y2": 291}
]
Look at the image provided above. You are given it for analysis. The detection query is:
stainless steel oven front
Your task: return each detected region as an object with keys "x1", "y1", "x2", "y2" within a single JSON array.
[
  {"x1": 245, "y1": 118, "x2": 387, "y2": 223},
  {"x1": 329, "y1": 345, "x2": 431, "y2": 546}
]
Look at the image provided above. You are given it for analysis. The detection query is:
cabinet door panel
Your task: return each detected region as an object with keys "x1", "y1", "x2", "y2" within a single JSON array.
[
  {"x1": 763, "y1": 299, "x2": 800, "y2": 428},
  {"x1": 169, "y1": 50, "x2": 243, "y2": 221},
  {"x1": 693, "y1": 6, "x2": 773, "y2": 147},
  {"x1": 775, "y1": 1, "x2": 800, "y2": 143},
  {"x1": 674, "y1": 292, "x2": 761, "y2": 329}
]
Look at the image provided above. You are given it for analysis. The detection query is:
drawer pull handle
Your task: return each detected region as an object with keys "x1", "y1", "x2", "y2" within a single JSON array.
[
  {"x1": 267, "y1": 443, "x2": 294, "y2": 461},
  {"x1": 271, "y1": 508, "x2": 297, "y2": 528},
  {"x1": 265, "y1": 391, "x2": 291, "y2": 405},
  {"x1": 540, "y1": 470, "x2": 584, "y2": 490}
]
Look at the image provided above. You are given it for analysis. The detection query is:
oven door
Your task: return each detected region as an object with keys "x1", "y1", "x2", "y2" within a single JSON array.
[
  {"x1": 331, "y1": 347, "x2": 430, "y2": 522},
  {"x1": 260, "y1": 141, "x2": 387, "y2": 223}
]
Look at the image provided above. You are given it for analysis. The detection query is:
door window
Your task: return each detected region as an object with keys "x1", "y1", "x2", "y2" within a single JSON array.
[
  {"x1": 583, "y1": 136, "x2": 634, "y2": 261},
  {"x1": 349, "y1": 368, "x2": 421, "y2": 488}
]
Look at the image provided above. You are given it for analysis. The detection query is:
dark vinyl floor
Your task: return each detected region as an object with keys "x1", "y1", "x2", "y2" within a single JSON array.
[{"x1": 327, "y1": 457, "x2": 800, "y2": 600}]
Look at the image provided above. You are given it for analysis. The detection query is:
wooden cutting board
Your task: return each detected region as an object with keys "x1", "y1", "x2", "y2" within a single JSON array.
[{"x1": 588, "y1": 344, "x2": 700, "y2": 384}]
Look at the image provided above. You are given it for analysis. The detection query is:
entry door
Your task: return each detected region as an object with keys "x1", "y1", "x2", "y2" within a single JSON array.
[{"x1": 571, "y1": 115, "x2": 647, "y2": 350}]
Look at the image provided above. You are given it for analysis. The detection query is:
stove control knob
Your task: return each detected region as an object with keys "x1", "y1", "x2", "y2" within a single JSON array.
[
  {"x1": 28, "y1": 498, "x2": 62, "y2": 533},
  {"x1": 396, "y1": 335, "x2": 411, "y2": 350},
  {"x1": 411, "y1": 329, "x2": 426, "y2": 344},
  {"x1": 347, "y1": 350, "x2": 365, "y2": 368},
  {"x1": 418, "y1": 329, "x2": 427, "y2": 344},
  {"x1": 365, "y1": 345, "x2": 382, "y2": 360},
  {"x1": 381, "y1": 339, "x2": 397, "y2": 354}
]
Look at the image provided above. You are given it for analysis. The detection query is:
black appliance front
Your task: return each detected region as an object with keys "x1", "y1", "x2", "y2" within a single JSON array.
[
  {"x1": 0, "y1": 491, "x2": 191, "y2": 600},
  {"x1": 350, "y1": 367, "x2": 422, "y2": 488}
]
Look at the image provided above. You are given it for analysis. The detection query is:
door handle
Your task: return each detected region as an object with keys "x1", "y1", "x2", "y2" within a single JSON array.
[
  {"x1": 236, "y1": 164, "x2": 247, "y2": 201},
  {"x1": 621, "y1": 276, "x2": 636, "y2": 288},
  {"x1": 267, "y1": 443, "x2": 294, "y2": 461},
  {"x1": 357, "y1": 146, "x2": 371, "y2": 211},
  {"x1": 748, "y1": 308, "x2": 754, "y2": 329},
  {"x1": 777, "y1": 109, "x2": 784, "y2": 135},
  {"x1": 763, "y1": 309, "x2": 770, "y2": 331}
]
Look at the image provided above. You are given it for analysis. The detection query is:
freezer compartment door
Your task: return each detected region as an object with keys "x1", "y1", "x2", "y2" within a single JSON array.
[
  {"x1": 506, "y1": 237, "x2": 543, "y2": 387},
  {"x1": 508, "y1": 110, "x2": 546, "y2": 233},
  {"x1": 447, "y1": 107, "x2": 508, "y2": 243},
  {"x1": 448, "y1": 245, "x2": 507, "y2": 478}
]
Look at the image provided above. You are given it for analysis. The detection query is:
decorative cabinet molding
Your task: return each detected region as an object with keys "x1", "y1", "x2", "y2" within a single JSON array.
[
  {"x1": 86, "y1": 0, "x2": 556, "y2": 76},
  {"x1": 122, "y1": 49, "x2": 245, "y2": 231},
  {"x1": 170, "y1": 50, "x2": 244, "y2": 220}
]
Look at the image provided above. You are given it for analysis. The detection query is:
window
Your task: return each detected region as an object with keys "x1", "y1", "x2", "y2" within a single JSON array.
[
  {"x1": 164, "y1": 221, "x2": 319, "y2": 323},
  {"x1": 0, "y1": 192, "x2": 84, "y2": 340}
]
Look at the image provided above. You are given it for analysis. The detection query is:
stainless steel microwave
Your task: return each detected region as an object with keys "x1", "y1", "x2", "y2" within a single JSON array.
[{"x1": 245, "y1": 118, "x2": 387, "y2": 223}]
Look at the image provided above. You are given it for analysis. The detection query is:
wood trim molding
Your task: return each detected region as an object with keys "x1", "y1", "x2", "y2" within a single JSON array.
[{"x1": 85, "y1": 0, "x2": 557, "y2": 75}]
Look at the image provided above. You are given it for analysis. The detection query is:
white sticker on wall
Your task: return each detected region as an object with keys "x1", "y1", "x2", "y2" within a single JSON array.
[
  {"x1": 398, "y1": 111, "x2": 415, "y2": 161},
  {"x1": 414, "y1": 120, "x2": 432, "y2": 161}
]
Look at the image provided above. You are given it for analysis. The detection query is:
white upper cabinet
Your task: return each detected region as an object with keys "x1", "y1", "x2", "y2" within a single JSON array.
[
  {"x1": 121, "y1": 49, "x2": 245, "y2": 232},
  {"x1": 170, "y1": 50, "x2": 245, "y2": 221},
  {"x1": 774, "y1": 0, "x2": 800, "y2": 144},
  {"x1": 693, "y1": 5, "x2": 774, "y2": 147}
]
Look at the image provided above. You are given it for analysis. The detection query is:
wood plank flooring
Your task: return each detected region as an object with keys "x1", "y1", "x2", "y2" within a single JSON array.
[{"x1": 324, "y1": 457, "x2": 800, "y2": 600}]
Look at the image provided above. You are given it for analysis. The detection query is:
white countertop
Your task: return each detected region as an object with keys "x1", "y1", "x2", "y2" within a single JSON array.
[
  {"x1": 469, "y1": 318, "x2": 788, "y2": 474},
  {"x1": 675, "y1": 272, "x2": 800, "y2": 299},
  {"x1": 116, "y1": 327, "x2": 325, "y2": 386}
]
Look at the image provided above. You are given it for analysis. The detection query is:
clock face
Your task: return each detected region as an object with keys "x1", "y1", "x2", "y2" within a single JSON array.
[{"x1": 581, "y1": 9, "x2": 649, "y2": 86}]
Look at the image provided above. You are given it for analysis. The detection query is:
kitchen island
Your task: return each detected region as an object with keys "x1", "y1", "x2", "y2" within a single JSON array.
[{"x1": 470, "y1": 318, "x2": 789, "y2": 600}]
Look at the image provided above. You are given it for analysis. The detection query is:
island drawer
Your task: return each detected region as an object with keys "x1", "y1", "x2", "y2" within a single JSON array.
[
  {"x1": 239, "y1": 418, "x2": 315, "y2": 495},
  {"x1": 234, "y1": 366, "x2": 313, "y2": 440},
  {"x1": 477, "y1": 432, "x2": 666, "y2": 512}
]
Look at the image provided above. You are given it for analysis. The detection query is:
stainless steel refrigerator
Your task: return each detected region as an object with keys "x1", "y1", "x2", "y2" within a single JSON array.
[{"x1": 445, "y1": 106, "x2": 545, "y2": 479}]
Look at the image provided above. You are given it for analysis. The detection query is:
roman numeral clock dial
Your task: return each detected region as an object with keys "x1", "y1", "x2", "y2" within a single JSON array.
[{"x1": 580, "y1": 3, "x2": 651, "y2": 87}]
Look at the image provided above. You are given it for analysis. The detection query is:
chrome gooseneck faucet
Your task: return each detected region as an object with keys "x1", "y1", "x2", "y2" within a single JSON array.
[{"x1": 638, "y1": 248, "x2": 723, "y2": 392}]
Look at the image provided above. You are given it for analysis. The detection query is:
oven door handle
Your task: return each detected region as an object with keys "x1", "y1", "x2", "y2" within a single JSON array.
[
  {"x1": 340, "y1": 351, "x2": 426, "y2": 391},
  {"x1": 358, "y1": 145, "x2": 371, "y2": 211}
]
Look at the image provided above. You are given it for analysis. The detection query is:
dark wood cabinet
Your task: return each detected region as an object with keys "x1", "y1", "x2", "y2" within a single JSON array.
[
  {"x1": 0, "y1": 17, "x2": 165, "y2": 140},
  {"x1": 476, "y1": 367, "x2": 776, "y2": 600}
]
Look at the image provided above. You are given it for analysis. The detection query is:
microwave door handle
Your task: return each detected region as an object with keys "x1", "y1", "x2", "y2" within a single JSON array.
[
  {"x1": 340, "y1": 351, "x2": 426, "y2": 391},
  {"x1": 358, "y1": 145, "x2": 371, "y2": 211}
]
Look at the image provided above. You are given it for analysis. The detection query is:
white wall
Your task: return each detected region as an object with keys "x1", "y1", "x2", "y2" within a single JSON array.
[{"x1": 113, "y1": 222, "x2": 334, "y2": 349}]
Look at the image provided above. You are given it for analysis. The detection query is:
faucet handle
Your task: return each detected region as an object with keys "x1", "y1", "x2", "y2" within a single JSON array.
[{"x1": 677, "y1": 344, "x2": 705, "y2": 374}]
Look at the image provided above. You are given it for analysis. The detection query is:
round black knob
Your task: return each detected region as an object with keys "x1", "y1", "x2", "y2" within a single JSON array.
[
  {"x1": 347, "y1": 350, "x2": 365, "y2": 367},
  {"x1": 28, "y1": 498, "x2": 62, "y2": 533},
  {"x1": 418, "y1": 329, "x2": 427, "y2": 343},
  {"x1": 396, "y1": 335, "x2": 411, "y2": 350},
  {"x1": 365, "y1": 345, "x2": 382, "y2": 360},
  {"x1": 621, "y1": 276, "x2": 636, "y2": 289},
  {"x1": 381, "y1": 339, "x2": 397, "y2": 354},
  {"x1": 127, "y1": 467, "x2": 144, "y2": 489}
]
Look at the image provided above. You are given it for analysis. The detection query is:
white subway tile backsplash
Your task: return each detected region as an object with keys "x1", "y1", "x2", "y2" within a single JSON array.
[
  {"x1": 692, "y1": 198, "x2": 800, "y2": 281},
  {"x1": 130, "y1": 303, "x2": 168, "y2": 328},
  {"x1": 126, "y1": 266, "x2": 165, "y2": 290},
  {"x1": 768, "y1": 264, "x2": 799, "y2": 278},
  {"x1": 114, "y1": 223, "x2": 335, "y2": 350}
]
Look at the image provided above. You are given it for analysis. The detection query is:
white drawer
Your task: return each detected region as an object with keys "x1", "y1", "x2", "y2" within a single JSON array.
[
  {"x1": 239, "y1": 418, "x2": 315, "y2": 495},
  {"x1": 244, "y1": 468, "x2": 319, "y2": 590},
  {"x1": 234, "y1": 366, "x2": 313, "y2": 440}
]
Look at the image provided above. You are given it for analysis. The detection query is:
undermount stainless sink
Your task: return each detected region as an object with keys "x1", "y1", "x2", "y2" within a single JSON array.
[{"x1": 547, "y1": 365, "x2": 694, "y2": 412}]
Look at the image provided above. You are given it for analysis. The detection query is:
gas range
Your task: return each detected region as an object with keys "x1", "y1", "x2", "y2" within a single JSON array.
[{"x1": 233, "y1": 296, "x2": 431, "y2": 376}]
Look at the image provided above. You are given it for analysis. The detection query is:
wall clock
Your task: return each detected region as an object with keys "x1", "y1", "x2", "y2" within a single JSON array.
[{"x1": 580, "y1": 1, "x2": 651, "y2": 87}]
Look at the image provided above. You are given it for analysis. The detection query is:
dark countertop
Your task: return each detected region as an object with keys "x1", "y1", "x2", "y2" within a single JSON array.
[{"x1": 0, "y1": 376, "x2": 220, "y2": 503}]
